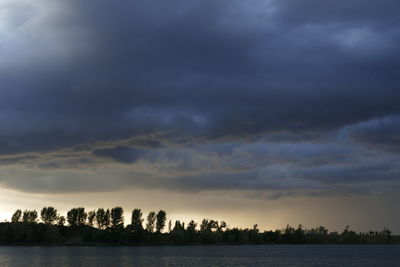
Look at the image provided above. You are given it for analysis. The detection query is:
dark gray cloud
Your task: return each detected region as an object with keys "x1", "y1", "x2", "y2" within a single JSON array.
[
  {"x1": 345, "y1": 115, "x2": 400, "y2": 152},
  {"x1": 1, "y1": 0, "x2": 399, "y2": 153},
  {"x1": 0, "y1": 155, "x2": 37, "y2": 165},
  {"x1": 93, "y1": 146, "x2": 146, "y2": 163},
  {"x1": 0, "y1": 138, "x2": 398, "y2": 200},
  {"x1": 0, "y1": 0, "x2": 399, "y2": 199},
  {"x1": 274, "y1": 0, "x2": 400, "y2": 26}
]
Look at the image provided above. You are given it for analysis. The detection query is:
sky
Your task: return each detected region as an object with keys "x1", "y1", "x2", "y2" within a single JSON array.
[{"x1": 0, "y1": 0, "x2": 399, "y2": 232}]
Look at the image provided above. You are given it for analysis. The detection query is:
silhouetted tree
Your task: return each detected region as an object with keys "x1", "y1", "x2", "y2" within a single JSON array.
[
  {"x1": 111, "y1": 207, "x2": 124, "y2": 229},
  {"x1": 209, "y1": 220, "x2": 218, "y2": 231},
  {"x1": 218, "y1": 221, "x2": 227, "y2": 231},
  {"x1": 67, "y1": 207, "x2": 87, "y2": 226},
  {"x1": 156, "y1": 210, "x2": 166, "y2": 233},
  {"x1": 382, "y1": 227, "x2": 391, "y2": 241},
  {"x1": 11, "y1": 209, "x2": 22, "y2": 223},
  {"x1": 200, "y1": 219, "x2": 210, "y2": 232},
  {"x1": 200, "y1": 219, "x2": 218, "y2": 232},
  {"x1": 40, "y1": 207, "x2": 58, "y2": 225},
  {"x1": 87, "y1": 210, "x2": 96, "y2": 227},
  {"x1": 168, "y1": 220, "x2": 172, "y2": 233},
  {"x1": 131, "y1": 209, "x2": 144, "y2": 232},
  {"x1": 146, "y1": 211, "x2": 156, "y2": 233},
  {"x1": 187, "y1": 220, "x2": 197, "y2": 232},
  {"x1": 341, "y1": 225, "x2": 354, "y2": 242},
  {"x1": 294, "y1": 224, "x2": 305, "y2": 243},
  {"x1": 186, "y1": 220, "x2": 198, "y2": 242},
  {"x1": 22, "y1": 210, "x2": 38, "y2": 223},
  {"x1": 173, "y1": 220, "x2": 184, "y2": 231},
  {"x1": 58, "y1": 216, "x2": 66, "y2": 226},
  {"x1": 95, "y1": 208, "x2": 110, "y2": 229},
  {"x1": 170, "y1": 220, "x2": 185, "y2": 243}
]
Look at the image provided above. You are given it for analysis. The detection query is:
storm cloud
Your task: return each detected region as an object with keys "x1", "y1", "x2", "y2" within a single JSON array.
[{"x1": 0, "y1": 0, "x2": 399, "y2": 200}]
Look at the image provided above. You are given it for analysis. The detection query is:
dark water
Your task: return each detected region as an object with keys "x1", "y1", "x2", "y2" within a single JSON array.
[{"x1": 0, "y1": 245, "x2": 399, "y2": 266}]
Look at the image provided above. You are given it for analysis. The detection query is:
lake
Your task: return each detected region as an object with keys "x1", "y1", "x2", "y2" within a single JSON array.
[{"x1": 0, "y1": 245, "x2": 399, "y2": 266}]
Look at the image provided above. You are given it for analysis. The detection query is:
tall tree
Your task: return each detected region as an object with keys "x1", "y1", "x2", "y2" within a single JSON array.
[
  {"x1": 200, "y1": 219, "x2": 210, "y2": 232},
  {"x1": 156, "y1": 210, "x2": 166, "y2": 233},
  {"x1": 111, "y1": 207, "x2": 124, "y2": 229},
  {"x1": 105, "y1": 209, "x2": 111, "y2": 228},
  {"x1": 11, "y1": 209, "x2": 22, "y2": 223},
  {"x1": 146, "y1": 211, "x2": 156, "y2": 233},
  {"x1": 22, "y1": 210, "x2": 38, "y2": 223},
  {"x1": 95, "y1": 208, "x2": 106, "y2": 229},
  {"x1": 40, "y1": 207, "x2": 58, "y2": 225},
  {"x1": 173, "y1": 220, "x2": 184, "y2": 231},
  {"x1": 67, "y1": 207, "x2": 87, "y2": 226},
  {"x1": 87, "y1": 210, "x2": 96, "y2": 227},
  {"x1": 187, "y1": 220, "x2": 198, "y2": 242},
  {"x1": 187, "y1": 220, "x2": 197, "y2": 232},
  {"x1": 131, "y1": 209, "x2": 143, "y2": 232},
  {"x1": 96, "y1": 208, "x2": 110, "y2": 229}
]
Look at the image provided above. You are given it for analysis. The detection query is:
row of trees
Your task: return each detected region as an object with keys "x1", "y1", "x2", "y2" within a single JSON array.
[
  {"x1": 1, "y1": 206, "x2": 396, "y2": 245},
  {"x1": 10, "y1": 207, "x2": 167, "y2": 233}
]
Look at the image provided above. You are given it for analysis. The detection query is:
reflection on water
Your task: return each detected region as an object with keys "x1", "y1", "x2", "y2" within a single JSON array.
[{"x1": 0, "y1": 245, "x2": 399, "y2": 266}]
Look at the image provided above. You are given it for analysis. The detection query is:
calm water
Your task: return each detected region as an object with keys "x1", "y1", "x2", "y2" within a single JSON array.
[{"x1": 0, "y1": 245, "x2": 399, "y2": 266}]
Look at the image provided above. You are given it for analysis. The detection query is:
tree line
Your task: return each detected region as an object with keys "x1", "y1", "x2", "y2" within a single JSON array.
[
  {"x1": 9, "y1": 207, "x2": 166, "y2": 232},
  {"x1": 0, "y1": 206, "x2": 397, "y2": 245}
]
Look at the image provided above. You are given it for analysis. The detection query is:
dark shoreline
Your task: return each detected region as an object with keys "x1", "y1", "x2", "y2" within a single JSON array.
[
  {"x1": 1, "y1": 223, "x2": 397, "y2": 246},
  {"x1": 1, "y1": 242, "x2": 399, "y2": 247}
]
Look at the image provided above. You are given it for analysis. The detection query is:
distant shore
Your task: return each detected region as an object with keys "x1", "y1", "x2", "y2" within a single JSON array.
[
  {"x1": 2, "y1": 207, "x2": 396, "y2": 246},
  {"x1": 1, "y1": 242, "x2": 400, "y2": 247},
  {"x1": 1, "y1": 222, "x2": 397, "y2": 246}
]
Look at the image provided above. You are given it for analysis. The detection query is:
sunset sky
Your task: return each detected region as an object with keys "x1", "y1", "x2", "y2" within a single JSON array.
[{"x1": 0, "y1": 0, "x2": 399, "y2": 232}]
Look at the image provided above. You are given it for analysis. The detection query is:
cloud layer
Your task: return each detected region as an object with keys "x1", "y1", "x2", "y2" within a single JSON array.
[{"x1": 0, "y1": 0, "x2": 399, "y2": 200}]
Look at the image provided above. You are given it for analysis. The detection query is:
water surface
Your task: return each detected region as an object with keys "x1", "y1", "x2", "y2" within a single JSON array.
[{"x1": 0, "y1": 245, "x2": 399, "y2": 266}]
